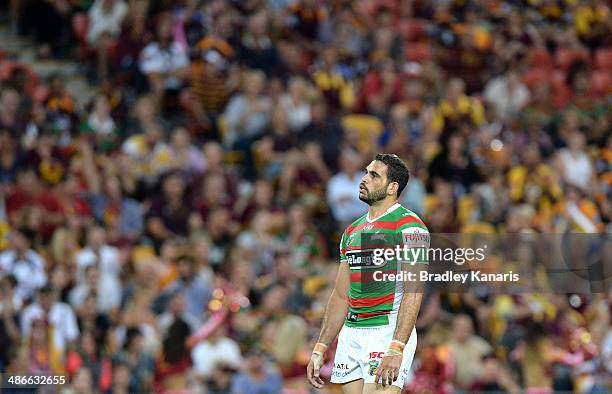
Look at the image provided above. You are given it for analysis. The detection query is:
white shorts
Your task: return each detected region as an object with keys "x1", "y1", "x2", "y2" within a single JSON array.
[{"x1": 330, "y1": 324, "x2": 417, "y2": 389}]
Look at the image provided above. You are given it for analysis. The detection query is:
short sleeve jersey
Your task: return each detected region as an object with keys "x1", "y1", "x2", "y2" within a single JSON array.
[{"x1": 339, "y1": 203, "x2": 429, "y2": 327}]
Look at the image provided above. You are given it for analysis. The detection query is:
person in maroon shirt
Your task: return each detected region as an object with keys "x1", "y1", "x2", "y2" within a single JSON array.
[
  {"x1": 6, "y1": 168, "x2": 64, "y2": 243},
  {"x1": 56, "y1": 174, "x2": 93, "y2": 233},
  {"x1": 357, "y1": 58, "x2": 405, "y2": 117},
  {"x1": 193, "y1": 172, "x2": 235, "y2": 224},
  {"x1": 146, "y1": 172, "x2": 193, "y2": 248}
]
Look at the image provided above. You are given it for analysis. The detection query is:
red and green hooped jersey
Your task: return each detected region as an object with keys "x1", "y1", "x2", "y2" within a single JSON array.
[{"x1": 340, "y1": 203, "x2": 429, "y2": 327}]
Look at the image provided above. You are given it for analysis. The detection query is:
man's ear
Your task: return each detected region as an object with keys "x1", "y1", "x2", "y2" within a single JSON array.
[{"x1": 387, "y1": 182, "x2": 399, "y2": 196}]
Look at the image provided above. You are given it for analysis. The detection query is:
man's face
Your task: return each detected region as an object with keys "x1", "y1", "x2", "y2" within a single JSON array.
[
  {"x1": 177, "y1": 259, "x2": 192, "y2": 279},
  {"x1": 88, "y1": 227, "x2": 105, "y2": 249},
  {"x1": 169, "y1": 293, "x2": 186, "y2": 315},
  {"x1": 453, "y1": 316, "x2": 472, "y2": 342},
  {"x1": 359, "y1": 161, "x2": 391, "y2": 205},
  {"x1": 10, "y1": 231, "x2": 29, "y2": 253},
  {"x1": 247, "y1": 353, "x2": 265, "y2": 371},
  {"x1": 0, "y1": 90, "x2": 20, "y2": 113},
  {"x1": 39, "y1": 292, "x2": 54, "y2": 311}
]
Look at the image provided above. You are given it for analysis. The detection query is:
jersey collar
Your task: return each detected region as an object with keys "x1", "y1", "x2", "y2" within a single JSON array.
[{"x1": 366, "y1": 202, "x2": 401, "y2": 223}]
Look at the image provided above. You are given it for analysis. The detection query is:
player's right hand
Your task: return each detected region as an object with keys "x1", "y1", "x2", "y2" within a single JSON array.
[{"x1": 307, "y1": 352, "x2": 325, "y2": 389}]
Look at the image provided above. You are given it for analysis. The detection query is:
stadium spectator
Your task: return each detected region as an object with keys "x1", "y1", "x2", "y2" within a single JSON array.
[
  {"x1": 111, "y1": 326, "x2": 154, "y2": 393},
  {"x1": 312, "y1": 48, "x2": 356, "y2": 112},
  {"x1": 359, "y1": 58, "x2": 404, "y2": 117},
  {"x1": 326, "y1": 149, "x2": 366, "y2": 226},
  {"x1": 138, "y1": 13, "x2": 190, "y2": 101},
  {"x1": 158, "y1": 253, "x2": 211, "y2": 327},
  {"x1": 224, "y1": 69, "x2": 272, "y2": 150},
  {"x1": 191, "y1": 314, "x2": 242, "y2": 382},
  {"x1": 230, "y1": 347, "x2": 283, "y2": 394},
  {"x1": 87, "y1": 0, "x2": 128, "y2": 81},
  {"x1": 484, "y1": 69, "x2": 530, "y2": 122},
  {"x1": 72, "y1": 259, "x2": 121, "y2": 313},
  {"x1": 65, "y1": 329, "x2": 113, "y2": 392},
  {"x1": 109, "y1": 361, "x2": 132, "y2": 394},
  {"x1": 0, "y1": 276, "x2": 19, "y2": 372},
  {"x1": 237, "y1": 10, "x2": 283, "y2": 76},
  {"x1": 299, "y1": 98, "x2": 344, "y2": 172},
  {"x1": 556, "y1": 131, "x2": 598, "y2": 194},
  {"x1": 0, "y1": 230, "x2": 47, "y2": 303},
  {"x1": 20, "y1": 284, "x2": 79, "y2": 355},
  {"x1": 0, "y1": 88, "x2": 22, "y2": 134},
  {"x1": 168, "y1": 126, "x2": 207, "y2": 175},
  {"x1": 448, "y1": 314, "x2": 492, "y2": 390},
  {"x1": 279, "y1": 76, "x2": 312, "y2": 132}
]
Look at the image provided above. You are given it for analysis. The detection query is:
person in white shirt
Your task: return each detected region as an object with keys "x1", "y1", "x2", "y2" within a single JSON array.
[
  {"x1": 280, "y1": 76, "x2": 312, "y2": 132},
  {"x1": 192, "y1": 315, "x2": 242, "y2": 381},
  {"x1": 75, "y1": 226, "x2": 120, "y2": 279},
  {"x1": 483, "y1": 70, "x2": 530, "y2": 122},
  {"x1": 69, "y1": 264, "x2": 121, "y2": 313},
  {"x1": 555, "y1": 131, "x2": 596, "y2": 194},
  {"x1": 20, "y1": 284, "x2": 79, "y2": 354},
  {"x1": 87, "y1": 0, "x2": 128, "y2": 80},
  {"x1": 223, "y1": 70, "x2": 272, "y2": 147},
  {"x1": 87, "y1": 0, "x2": 127, "y2": 44},
  {"x1": 0, "y1": 230, "x2": 47, "y2": 304},
  {"x1": 139, "y1": 15, "x2": 189, "y2": 95},
  {"x1": 326, "y1": 150, "x2": 367, "y2": 226}
]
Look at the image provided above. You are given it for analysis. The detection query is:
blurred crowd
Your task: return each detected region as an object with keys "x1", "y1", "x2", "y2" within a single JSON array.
[{"x1": 0, "y1": 0, "x2": 611, "y2": 393}]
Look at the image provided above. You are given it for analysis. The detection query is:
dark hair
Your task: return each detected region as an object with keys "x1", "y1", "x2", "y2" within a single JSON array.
[
  {"x1": 162, "y1": 318, "x2": 191, "y2": 364},
  {"x1": 39, "y1": 283, "x2": 55, "y2": 294},
  {"x1": 123, "y1": 326, "x2": 142, "y2": 350},
  {"x1": 373, "y1": 153, "x2": 410, "y2": 197}
]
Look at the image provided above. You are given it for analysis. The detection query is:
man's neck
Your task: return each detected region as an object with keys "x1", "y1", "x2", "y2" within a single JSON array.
[{"x1": 367, "y1": 198, "x2": 399, "y2": 221}]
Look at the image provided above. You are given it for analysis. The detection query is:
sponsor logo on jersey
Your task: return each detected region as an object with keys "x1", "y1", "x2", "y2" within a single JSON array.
[
  {"x1": 401, "y1": 228, "x2": 430, "y2": 248},
  {"x1": 346, "y1": 251, "x2": 377, "y2": 268}
]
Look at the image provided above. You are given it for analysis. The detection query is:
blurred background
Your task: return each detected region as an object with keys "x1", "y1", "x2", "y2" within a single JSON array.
[{"x1": 0, "y1": 0, "x2": 610, "y2": 393}]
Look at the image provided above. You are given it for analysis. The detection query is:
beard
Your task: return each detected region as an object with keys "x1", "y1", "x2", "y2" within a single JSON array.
[{"x1": 359, "y1": 186, "x2": 388, "y2": 205}]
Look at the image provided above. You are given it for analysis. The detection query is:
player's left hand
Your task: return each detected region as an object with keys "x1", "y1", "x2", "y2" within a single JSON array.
[
  {"x1": 307, "y1": 352, "x2": 325, "y2": 389},
  {"x1": 375, "y1": 353, "x2": 402, "y2": 387}
]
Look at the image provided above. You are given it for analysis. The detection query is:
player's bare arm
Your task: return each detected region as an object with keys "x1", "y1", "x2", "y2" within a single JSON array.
[{"x1": 307, "y1": 261, "x2": 350, "y2": 389}]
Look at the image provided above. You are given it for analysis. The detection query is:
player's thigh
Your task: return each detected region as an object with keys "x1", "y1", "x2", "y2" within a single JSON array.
[
  {"x1": 362, "y1": 383, "x2": 401, "y2": 394},
  {"x1": 340, "y1": 378, "x2": 364, "y2": 394}
]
